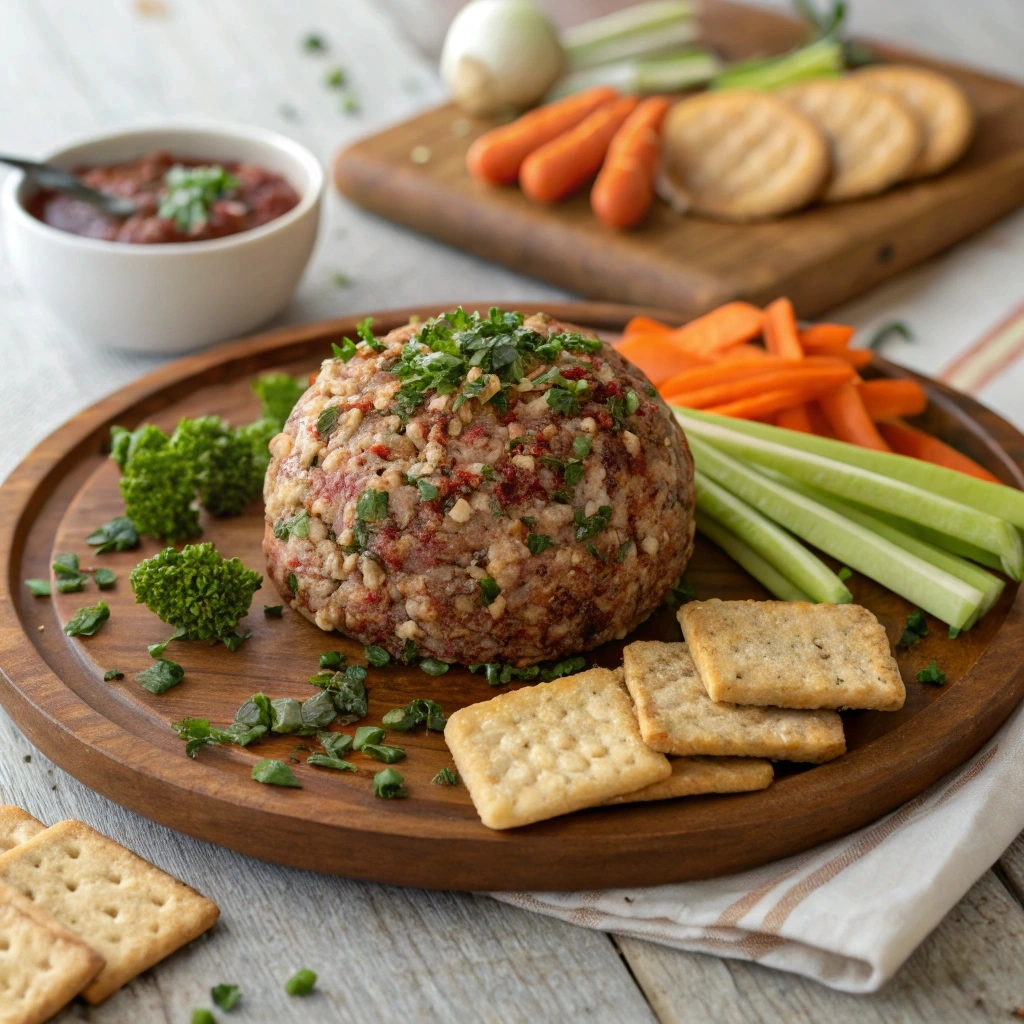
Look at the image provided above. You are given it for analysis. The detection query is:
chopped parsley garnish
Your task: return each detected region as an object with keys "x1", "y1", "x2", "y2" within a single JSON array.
[
  {"x1": 63, "y1": 601, "x2": 110, "y2": 638},
  {"x1": 136, "y1": 658, "x2": 184, "y2": 694},
  {"x1": 103, "y1": 668, "x2": 124, "y2": 682},
  {"x1": 356, "y1": 489, "x2": 389, "y2": 522},
  {"x1": 159, "y1": 165, "x2": 238, "y2": 233},
  {"x1": 478, "y1": 575, "x2": 501, "y2": 605},
  {"x1": 222, "y1": 628, "x2": 251, "y2": 653},
  {"x1": 432, "y1": 767, "x2": 458, "y2": 786},
  {"x1": 382, "y1": 698, "x2": 446, "y2": 732},
  {"x1": 287, "y1": 572, "x2": 298, "y2": 594},
  {"x1": 520, "y1": 516, "x2": 536, "y2": 528},
  {"x1": 149, "y1": 625, "x2": 186, "y2": 658},
  {"x1": 353, "y1": 726, "x2": 385, "y2": 750},
  {"x1": 547, "y1": 383, "x2": 586, "y2": 416},
  {"x1": 192, "y1": 1010, "x2": 215, "y2": 1024},
  {"x1": 53, "y1": 552, "x2": 89, "y2": 593},
  {"x1": 364, "y1": 644, "x2": 390, "y2": 667},
  {"x1": 317, "y1": 731, "x2": 353, "y2": 758},
  {"x1": 252, "y1": 759, "x2": 300, "y2": 787},
  {"x1": 362, "y1": 743, "x2": 406, "y2": 763},
  {"x1": 572, "y1": 435, "x2": 592, "y2": 459},
  {"x1": 316, "y1": 405, "x2": 340, "y2": 438},
  {"x1": 355, "y1": 316, "x2": 383, "y2": 352},
  {"x1": 607, "y1": 390, "x2": 639, "y2": 430},
  {"x1": 301, "y1": 32, "x2": 327, "y2": 52},
  {"x1": 310, "y1": 667, "x2": 368, "y2": 723},
  {"x1": 573, "y1": 505, "x2": 612, "y2": 542},
  {"x1": 325, "y1": 66, "x2": 346, "y2": 87},
  {"x1": 586, "y1": 543, "x2": 606, "y2": 563},
  {"x1": 93, "y1": 567, "x2": 116, "y2": 589},
  {"x1": 916, "y1": 661, "x2": 946, "y2": 685},
  {"x1": 616, "y1": 540, "x2": 632, "y2": 562},
  {"x1": 284, "y1": 967, "x2": 318, "y2": 995},
  {"x1": 401, "y1": 639, "x2": 418, "y2": 663},
  {"x1": 667, "y1": 576, "x2": 696, "y2": 607},
  {"x1": 86, "y1": 515, "x2": 139, "y2": 554},
  {"x1": 274, "y1": 509, "x2": 309, "y2": 540},
  {"x1": 563, "y1": 461, "x2": 585, "y2": 486},
  {"x1": 526, "y1": 533, "x2": 555, "y2": 555},
  {"x1": 469, "y1": 654, "x2": 586, "y2": 687},
  {"x1": 264, "y1": 604, "x2": 284, "y2": 617},
  {"x1": 949, "y1": 626, "x2": 962, "y2": 639},
  {"x1": 306, "y1": 753, "x2": 356, "y2": 771},
  {"x1": 413, "y1": 477, "x2": 438, "y2": 501},
  {"x1": 837, "y1": 567, "x2": 853, "y2": 581},
  {"x1": 319, "y1": 650, "x2": 345, "y2": 670},
  {"x1": 899, "y1": 610, "x2": 929, "y2": 648},
  {"x1": 24, "y1": 579, "x2": 50, "y2": 597},
  {"x1": 373, "y1": 768, "x2": 407, "y2": 799},
  {"x1": 211, "y1": 984, "x2": 241, "y2": 1011},
  {"x1": 331, "y1": 337, "x2": 357, "y2": 361},
  {"x1": 419, "y1": 657, "x2": 449, "y2": 676}
]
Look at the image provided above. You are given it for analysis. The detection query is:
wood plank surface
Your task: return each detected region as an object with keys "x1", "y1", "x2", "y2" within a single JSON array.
[
  {"x1": 2, "y1": 0, "x2": 1024, "y2": 1020},
  {"x1": 335, "y1": 1, "x2": 1024, "y2": 320}
]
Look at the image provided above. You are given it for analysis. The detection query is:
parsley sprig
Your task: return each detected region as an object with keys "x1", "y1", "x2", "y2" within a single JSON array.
[{"x1": 158, "y1": 164, "x2": 239, "y2": 233}]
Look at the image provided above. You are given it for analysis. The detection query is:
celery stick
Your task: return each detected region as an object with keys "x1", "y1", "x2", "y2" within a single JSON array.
[
  {"x1": 867, "y1": 509, "x2": 1006, "y2": 572},
  {"x1": 676, "y1": 407, "x2": 1024, "y2": 531},
  {"x1": 696, "y1": 510, "x2": 812, "y2": 603},
  {"x1": 689, "y1": 438, "x2": 986, "y2": 628},
  {"x1": 760, "y1": 469, "x2": 1005, "y2": 622},
  {"x1": 695, "y1": 471, "x2": 849, "y2": 603},
  {"x1": 711, "y1": 38, "x2": 843, "y2": 90},
  {"x1": 548, "y1": 49, "x2": 721, "y2": 99},
  {"x1": 562, "y1": 1, "x2": 697, "y2": 70},
  {"x1": 676, "y1": 409, "x2": 1024, "y2": 580}
]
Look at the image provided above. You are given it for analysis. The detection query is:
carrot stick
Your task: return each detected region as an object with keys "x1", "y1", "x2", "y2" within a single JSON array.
[
  {"x1": 818, "y1": 382, "x2": 891, "y2": 450},
  {"x1": 466, "y1": 87, "x2": 619, "y2": 186},
  {"x1": 591, "y1": 96, "x2": 672, "y2": 228},
  {"x1": 705, "y1": 387, "x2": 821, "y2": 420},
  {"x1": 833, "y1": 348, "x2": 873, "y2": 370},
  {"x1": 617, "y1": 332, "x2": 708, "y2": 386},
  {"x1": 799, "y1": 323, "x2": 855, "y2": 352},
  {"x1": 666, "y1": 364, "x2": 854, "y2": 410},
  {"x1": 857, "y1": 378, "x2": 928, "y2": 420},
  {"x1": 520, "y1": 96, "x2": 639, "y2": 202},
  {"x1": 666, "y1": 302, "x2": 765, "y2": 356},
  {"x1": 878, "y1": 420, "x2": 999, "y2": 482},
  {"x1": 713, "y1": 343, "x2": 775, "y2": 361},
  {"x1": 763, "y1": 298, "x2": 803, "y2": 361},
  {"x1": 808, "y1": 402, "x2": 837, "y2": 438},
  {"x1": 621, "y1": 315, "x2": 672, "y2": 340},
  {"x1": 775, "y1": 404, "x2": 815, "y2": 433},
  {"x1": 658, "y1": 353, "x2": 844, "y2": 397}
]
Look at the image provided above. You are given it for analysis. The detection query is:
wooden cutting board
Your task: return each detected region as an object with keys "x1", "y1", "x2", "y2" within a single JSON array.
[
  {"x1": 1, "y1": 301, "x2": 1022, "y2": 891},
  {"x1": 334, "y1": 1, "x2": 1024, "y2": 320}
]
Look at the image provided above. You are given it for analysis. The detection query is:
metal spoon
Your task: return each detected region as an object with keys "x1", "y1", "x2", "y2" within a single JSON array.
[{"x1": 0, "y1": 155, "x2": 137, "y2": 218}]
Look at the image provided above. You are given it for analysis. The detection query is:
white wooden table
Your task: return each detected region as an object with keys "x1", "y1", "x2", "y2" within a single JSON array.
[{"x1": 2, "y1": 2, "x2": 1024, "y2": 1020}]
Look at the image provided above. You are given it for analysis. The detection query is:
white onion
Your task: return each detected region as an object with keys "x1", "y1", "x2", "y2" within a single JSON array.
[{"x1": 440, "y1": 0, "x2": 564, "y2": 116}]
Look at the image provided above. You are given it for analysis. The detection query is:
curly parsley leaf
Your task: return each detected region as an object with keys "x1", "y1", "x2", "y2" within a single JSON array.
[
  {"x1": 478, "y1": 575, "x2": 501, "y2": 606},
  {"x1": 63, "y1": 601, "x2": 110, "y2": 638},
  {"x1": 86, "y1": 515, "x2": 139, "y2": 554},
  {"x1": 573, "y1": 505, "x2": 612, "y2": 542},
  {"x1": 916, "y1": 661, "x2": 946, "y2": 685},
  {"x1": 158, "y1": 164, "x2": 239, "y2": 233},
  {"x1": 251, "y1": 374, "x2": 305, "y2": 429},
  {"x1": 526, "y1": 533, "x2": 555, "y2": 555},
  {"x1": 332, "y1": 337, "x2": 357, "y2": 361},
  {"x1": 899, "y1": 609, "x2": 929, "y2": 648},
  {"x1": 211, "y1": 984, "x2": 242, "y2": 1011}
]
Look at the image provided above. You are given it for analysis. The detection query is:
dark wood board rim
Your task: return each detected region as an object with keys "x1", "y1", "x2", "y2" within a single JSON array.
[{"x1": 1, "y1": 300, "x2": 1022, "y2": 891}]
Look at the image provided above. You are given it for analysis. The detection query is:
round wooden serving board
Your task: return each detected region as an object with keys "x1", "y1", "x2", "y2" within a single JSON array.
[{"x1": 1, "y1": 301, "x2": 1023, "y2": 891}]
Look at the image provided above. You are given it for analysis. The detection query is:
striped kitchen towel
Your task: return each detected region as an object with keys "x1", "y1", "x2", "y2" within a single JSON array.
[{"x1": 491, "y1": 697, "x2": 1024, "y2": 993}]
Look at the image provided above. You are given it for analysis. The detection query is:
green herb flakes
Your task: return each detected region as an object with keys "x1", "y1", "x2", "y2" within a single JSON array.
[
  {"x1": 520, "y1": 516, "x2": 536, "y2": 528},
  {"x1": 667, "y1": 576, "x2": 696, "y2": 607},
  {"x1": 274, "y1": 509, "x2": 309, "y2": 540},
  {"x1": 318, "y1": 731, "x2": 353, "y2": 758},
  {"x1": 432, "y1": 767, "x2": 458, "y2": 786},
  {"x1": 362, "y1": 743, "x2": 406, "y2": 764},
  {"x1": 24, "y1": 579, "x2": 50, "y2": 597},
  {"x1": 573, "y1": 505, "x2": 612, "y2": 542},
  {"x1": 413, "y1": 477, "x2": 438, "y2": 501},
  {"x1": 159, "y1": 165, "x2": 238, "y2": 234},
  {"x1": 563, "y1": 462, "x2": 585, "y2": 487},
  {"x1": 149, "y1": 625, "x2": 187, "y2": 658},
  {"x1": 103, "y1": 669, "x2": 124, "y2": 682},
  {"x1": 916, "y1": 661, "x2": 947, "y2": 685},
  {"x1": 93, "y1": 567, "x2": 116, "y2": 589},
  {"x1": 837, "y1": 567, "x2": 853, "y2": 581},
  {"x1": 211, "y1": 983, "x2": 241, "y2": 1010},
  {"x1": 316, "y1": 406, "x2": 340, "y2": 438},
  {"x1": 331, "y1": 337, "x2": 357, "y2": 361},
  {"x1": 353, "y1": 726, "x2": 385, "y2": 751},
  {"x1": 63, "y1": 601, "x2": 110, "y2": 638},
  {"x1": 899, "y1": 610, "x2": 929, "y2": 648},
  {"x1": 136, "y1": 658, "x2": 184, "y2": 694},
  {"x1": 364, "y1": 644, "x2": 390, "y2": 667},
  {"x1": 270, "y1": 698, "x2": 303, "y2": 734},
  {"x1": 419, "y1": 657, "x2": 449, "y2": 677},
  {"x1": 373, "y1": 768, "x2": 407, "y2": 799},
  {"x1": 252, "y1": 759, "x2": 300, "y2": 787},
  {"x1": 53, "y1": 552, "x2": 89, "y2": 593},
  {"x1": 301, "y1": 32, "x2": 327, "y2": 52},
  {"x1": 572, "y1": 435, "x2": 592, "y2": 459},
  {"x1": 526, "y1": 533, "x2": 555, "y2": 556},
  {"x1": 616, "y1": 540, "x2": 632, "y2": 563},
  {"x1": 86, "y1": 515, "x2": 139, "y2": 554},
  {"x1": 306, "y1": 753, "x2": 356, "y2": 771},
  {"x1": 325, "y1": 66, "x2": 346, "y2": 87},
  {"x1": 478, "y1": 575, "x2": 501, "y2": 606},
  {"x1": 287, "y1": 572, "x2": 299, "y2": 594},
  {"x1": 264, "y1": 604, "x2": 284, "y2": 617},
  {"x1": 356, "y1": 488, "x2": 389, "y2": 523},
  {"x1": 382, "y1": 698, "x2": 446, "y2": 732},
  {"x1": 285, "y1": 968, "x2": 318, "y2": 995},
  {"x1": 319, "y1": 650, "x2": 345, "y2": 670},
  {"x1": 191, "y1": 1010, "x2": 215, "y2": 1024}
]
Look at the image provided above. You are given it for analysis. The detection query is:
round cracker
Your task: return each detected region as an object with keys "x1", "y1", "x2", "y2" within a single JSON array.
[
  {"x1": 658, "y1": 90, "x2": 830, "y2": 221},
  {"x1": 781, "y1": 78, "x2": 922, "y2": 201},
  {"x1": 855, "y1": 65, "x2": 975, "y2": 177}
]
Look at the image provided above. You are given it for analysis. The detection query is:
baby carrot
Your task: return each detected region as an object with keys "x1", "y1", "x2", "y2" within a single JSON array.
[
  {"x1": 798, "y1": 323, "x2": 855, "y2": 352},
  {"x1": 466, "y1": 87, "x2": 619, "y2": 185},
  {"x1": 706, "y1": 387, "x2": 822, "y2": 420},
  {"x1": 878, "y1": 420, "x2": 999, "y2": 482},
  {"x1": 618, "y1": 332, "x2": 708, "y2": 385},
  {"x1": 667, "y1": 364, "x2": 854, "y2": 410},
  {"x1": 763, "y1": 298, "x2": 803, "y2": 360},
  {"x1": 818, "y1": 382, "x2": 891, "y2": 451},
  {"x1": 520, "y1": 95, "x2": 639, "y2": 203},
  {"x1": 668, "y1": 302, "x2": 764, "y2": 356},
  {"x1": 857, "y1": 378, "x2": 928, "y2": 420},
  {"x1": 659, "y1": 354, "x2": 843, "y2": 397},
  {"x1": 775, "y1": 404, "x2": 815, "y2": 433},
  {"x1": 620, "y1": 315, "x2": 673, "y2": 341},
  {"x1": 591, "y1": 96, "x2": 673, "y2": 228}
]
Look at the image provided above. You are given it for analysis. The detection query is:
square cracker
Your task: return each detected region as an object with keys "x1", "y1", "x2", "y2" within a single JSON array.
[
  {"x1": 0, "y1": 879, "x2": 104, "y2": 1024},
  {"x1": 623, "y1": 641, "x2": 846, "y2": 763},
  {"x1": 0, "y1": 808, "x2": 45, "y2": 853},
  {"x1": 0, "y1": 820, "x2": 219, "y2": 1004},
  {"x1": 678, "y1": 600, "x2": 905, "y2": 711},
  {"x1": 444, "y1": 667, "x2": 672, "y2": 830},
  {"x1": 604, "y1": 756, "x2": 774, "y2": 805}
]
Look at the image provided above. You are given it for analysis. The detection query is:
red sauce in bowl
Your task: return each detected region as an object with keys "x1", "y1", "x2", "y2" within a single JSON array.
[{"x1": 26, "y1": 150, "x2": 301, "y2": 243}]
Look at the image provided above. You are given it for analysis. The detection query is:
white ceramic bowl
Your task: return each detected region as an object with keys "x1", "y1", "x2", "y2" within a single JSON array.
[{"x1": 1, "y1": 121, "x2": 323, "y2": 354}]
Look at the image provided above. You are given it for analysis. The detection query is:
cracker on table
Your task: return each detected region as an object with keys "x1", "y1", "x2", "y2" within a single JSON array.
[
  {"x1": 444, "y1": 667, "x2": 672, "y2": 830},
  {"x1": 0, "y1": 879, "x2": 104, "y2": 1024},
  {"x1": 678, "y1": 600, "x2": 905, "y2": 711},
  {"x1": 658, "y1": 90, "x2": 830, "y2": 221},
  {"x1": 781, "y1": 78, "x2": 922, "y2": 201},
  {"x1": 855, "y1": 65, "x2": 975, "y2": 177},
  {"x1": 0, "y1": 820, "x2": 219, "y2": 1004},
  {"x1": 0, "y1": 808, "x2": 45, "y2": 853},
  {"x1": 603, "y1": 756, "x2": 773, "y2": 805},
  {"x1": 622, "y1": 641, "x2": 846, "y2": 762}
]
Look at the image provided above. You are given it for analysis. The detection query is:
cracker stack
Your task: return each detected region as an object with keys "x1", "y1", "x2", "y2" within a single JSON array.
[{"x1": 0, "y1": 806, "x2": 219, "y2": 1022}]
